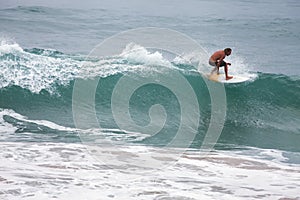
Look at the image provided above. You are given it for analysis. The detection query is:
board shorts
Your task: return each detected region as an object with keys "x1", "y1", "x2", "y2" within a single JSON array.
[{"x1": 209, "y1": 60, "x2": 227, "y2": 67}]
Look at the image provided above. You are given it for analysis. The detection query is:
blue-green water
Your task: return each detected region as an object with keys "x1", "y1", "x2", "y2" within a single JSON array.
[
  {"x1": 0, "y1": 44, "x2": 299, "y2": 152},
  {"x1": 0, "y1": 1, "x2": 300, "y2": 199}
]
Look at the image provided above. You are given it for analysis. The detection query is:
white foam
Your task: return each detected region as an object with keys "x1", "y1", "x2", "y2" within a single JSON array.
[
  {"x1": 1, "y1": 109, "x2": 299, "y2": 199},
  {"x1": 120, "y1": 43, "x2": 172, "y2": 67},
  {"x1": 0, "y1": 109, "x2": 149, "y2": 143},
  {"x1": 0, "y1": 42, "x2": 23, "y2": 55},
  {"x1": 172, "y1": 51, "x2": 208, "y2": 76},
  {"x1": 0, "y1": 40, "x2": 179, "y2": 94},
  {"x1": 172, "y1": 49, "x2": 258, "y2": 83},
  {"x1": 0, "y1": 108, "x2": 74, "y2": 131},
  {"x1": 0, "y1": 142, "x2": 299, "y2": 200},
  {"x1": 0, "y1": 39, "x2": 81, "y2": 93},
  {"x1": 78, "y1": 43, "x2": 183, "y2": 81},
  {"x1": 4, "y1": 40, "x2": 260, "y2": 95},
  {"x1": 0, "y1": 110, "x2": 18, "y2": 139},
  {"x1": 226, "y1": 57, "x2": 257, "y2": 82}
]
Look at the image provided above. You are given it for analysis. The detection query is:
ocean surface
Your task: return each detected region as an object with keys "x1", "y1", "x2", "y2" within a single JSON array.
[{"x1": 1, "y1": 0, "x2": 300, "y2": 199}]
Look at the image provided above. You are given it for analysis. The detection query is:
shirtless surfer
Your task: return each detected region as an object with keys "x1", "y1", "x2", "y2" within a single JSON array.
[{"x1": 209, "y1": 48, "x2": 233, "y2": 80}]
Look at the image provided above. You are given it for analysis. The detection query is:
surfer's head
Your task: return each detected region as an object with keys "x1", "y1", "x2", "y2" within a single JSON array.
[{"x1": 224, "y1": 48, "x2": 232, "y2": 56}]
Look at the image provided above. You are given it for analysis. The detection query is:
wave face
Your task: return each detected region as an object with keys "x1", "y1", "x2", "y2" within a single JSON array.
[{"x1": 1, "y1": 41, "x2": 300, "y2": 152}]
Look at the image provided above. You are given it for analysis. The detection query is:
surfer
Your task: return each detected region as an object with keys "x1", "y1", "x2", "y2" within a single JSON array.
[{"x1": 209, "y1": 48, "x2": 233, "y2": 80}]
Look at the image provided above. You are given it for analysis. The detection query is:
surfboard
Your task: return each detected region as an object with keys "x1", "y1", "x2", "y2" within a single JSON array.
[{"x1": 207, "y1": 73, "x2": 251, "y2": 83}]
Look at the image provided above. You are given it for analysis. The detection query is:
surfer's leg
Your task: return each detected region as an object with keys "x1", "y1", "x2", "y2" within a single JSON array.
[
  {"x1": 209, "y1": 60, "x2": 218, "y2": 74},
  {"x1": 224, "y1": 64, "x2": 233, "y2": 80},
  {"x1": 211, "y1": 66, "x2": 218, "y2": 74},
  {"x1": 224, "y1": 64, "x2": 228, "y2": 77}
]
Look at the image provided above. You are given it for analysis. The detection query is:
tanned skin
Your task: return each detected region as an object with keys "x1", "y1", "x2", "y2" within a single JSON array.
[{"x1": 209, "y1": 49, "x2": 233, "y2": 80}]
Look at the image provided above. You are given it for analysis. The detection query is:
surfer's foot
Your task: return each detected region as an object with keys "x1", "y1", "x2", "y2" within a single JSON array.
[{"x1": 226, "y1": 76, "x2": 233, "y2": 80}]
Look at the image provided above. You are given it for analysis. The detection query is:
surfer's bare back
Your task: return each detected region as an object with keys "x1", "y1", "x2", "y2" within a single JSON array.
[{"x1": 209, "y1": 48, "x2": 233, "y2": 80}]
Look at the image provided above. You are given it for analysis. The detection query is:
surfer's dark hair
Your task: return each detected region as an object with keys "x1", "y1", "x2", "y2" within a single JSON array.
[{"x1": 224, "y1": 48, "x2": 232, "y2": 53}]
